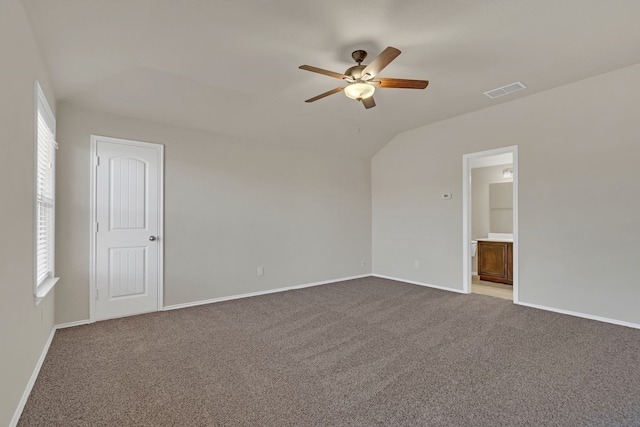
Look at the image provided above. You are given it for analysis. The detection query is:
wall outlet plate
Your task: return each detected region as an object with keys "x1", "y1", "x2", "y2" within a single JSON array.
[{"x1": 442, "y1": 193, "x2": 452, "y2": 200}]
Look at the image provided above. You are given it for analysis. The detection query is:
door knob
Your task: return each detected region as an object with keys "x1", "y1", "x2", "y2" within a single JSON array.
[{"x1": 149, "y1": 236, "x2": 157, "y2": 241}]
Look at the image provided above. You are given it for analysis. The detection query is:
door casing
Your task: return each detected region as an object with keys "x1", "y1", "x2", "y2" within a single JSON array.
[
  {"x1": 462, "y1": 145, "x2": 518, "y2": 302},
  {"x1": 89, "y1": 135, "x2": 164, "y2": 322}
]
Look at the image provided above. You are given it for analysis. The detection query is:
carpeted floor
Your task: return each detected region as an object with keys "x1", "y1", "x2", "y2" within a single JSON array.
[{"x1": 19, "y1": 277, "x2": 640, "y2": 426}]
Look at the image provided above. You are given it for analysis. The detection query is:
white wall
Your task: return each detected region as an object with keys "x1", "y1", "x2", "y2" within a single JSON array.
[
  {"x1": 372, "y1": 63, "x2": 640, "y2": 325},
  {"x1": 0, "y1": 1, "x2": 57, "y2": 425},
  {"x1": 55, "y1": 103, "x2": 372, "y2": 323}
]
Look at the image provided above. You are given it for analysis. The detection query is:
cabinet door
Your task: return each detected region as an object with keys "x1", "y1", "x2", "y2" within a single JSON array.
[
  {"x1": 478, "y1": 241, "x2": 512, "y2": 284},
  {"x1": 507, "y1": 243, "x2": 513, "y2": 281}
]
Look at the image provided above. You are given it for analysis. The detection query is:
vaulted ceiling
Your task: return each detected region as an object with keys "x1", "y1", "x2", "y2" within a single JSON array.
[{"x1": 21, "y1": 0, "x2": 640, "y2": 158}]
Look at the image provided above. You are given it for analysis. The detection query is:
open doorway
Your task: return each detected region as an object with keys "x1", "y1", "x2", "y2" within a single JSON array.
[{"x1": 462, "y1": 146, "x2": 518, "y2": 302}]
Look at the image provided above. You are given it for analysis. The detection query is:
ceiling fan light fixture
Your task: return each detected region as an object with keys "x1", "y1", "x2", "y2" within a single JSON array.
[
  {"x1": 344, "y1": 82, "x2": 375, "y2": 100},
  {"x1": 299, "y1": 46, "x2": 428, "y2": 108}
]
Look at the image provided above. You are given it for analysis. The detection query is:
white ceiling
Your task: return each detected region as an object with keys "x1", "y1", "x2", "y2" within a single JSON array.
[{"x1": 21, "y1": 0, "x2": 640, "y2": 158}]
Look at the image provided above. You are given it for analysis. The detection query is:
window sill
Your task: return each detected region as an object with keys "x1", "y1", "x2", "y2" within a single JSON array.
[{"x1": 35, "y1": 277, "x2": 59, "y2": 306}]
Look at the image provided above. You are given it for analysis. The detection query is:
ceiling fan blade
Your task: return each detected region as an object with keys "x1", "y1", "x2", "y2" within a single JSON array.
[
  {"x1": 362, "y1": 96, "x2": 376, "y2": 109},
  {"x1": 299, "y1": 65, "x2": 348, "y2": 80},
  {"x1": 372, "y1": 78, "x2": 429, "y2": 89},
  {"x1": 305, "y1": 87, "x2": 345, "y2": 103},
  {"x1": 361, "y1": 47, "x2": 401, "y2": 79}
]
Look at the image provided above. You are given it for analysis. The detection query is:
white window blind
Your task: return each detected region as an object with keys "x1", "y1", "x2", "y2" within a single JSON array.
[{"x1": 34, "y1": 81, "x2": 58, "y2": 298}]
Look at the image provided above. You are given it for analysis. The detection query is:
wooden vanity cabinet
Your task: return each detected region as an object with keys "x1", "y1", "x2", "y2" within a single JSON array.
[{"x1": 478, "y1": 240, "x2": 513, "y2": 285}]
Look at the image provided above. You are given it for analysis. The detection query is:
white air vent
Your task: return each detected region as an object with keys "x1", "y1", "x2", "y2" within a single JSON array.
[{"x1": 484, "y1": 81, "x2": 527, "y2": 99}]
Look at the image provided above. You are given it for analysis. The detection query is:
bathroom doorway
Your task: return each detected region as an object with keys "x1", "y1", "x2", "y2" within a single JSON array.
[{"x1": 462, "y1": 146, "x2": 518, "y2": 302}]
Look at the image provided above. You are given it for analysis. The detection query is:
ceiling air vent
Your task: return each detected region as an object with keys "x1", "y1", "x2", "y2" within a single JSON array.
[{"x1": 484, "y1": 81, "x2": 527, "y2": 99}]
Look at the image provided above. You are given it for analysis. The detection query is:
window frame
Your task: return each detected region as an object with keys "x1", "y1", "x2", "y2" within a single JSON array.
[{"x1": 34, "y1": 81, "x2": 59, "y2": 304}]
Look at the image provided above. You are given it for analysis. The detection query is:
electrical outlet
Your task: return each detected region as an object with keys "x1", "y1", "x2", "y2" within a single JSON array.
[
  {"x1": 257, "y1": 266, "x2": 264, "y2": 276},
  {"x1": 442, "y1": 193, "x2": 452, "y2": 200},
  {"x1": 414, "y1": 260, "x2": 420, "y2": 268}
]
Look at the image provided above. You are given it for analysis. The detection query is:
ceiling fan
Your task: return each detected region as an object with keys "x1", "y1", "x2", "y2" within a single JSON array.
[{"x1": 299, "y1": 46, "x2": 429, "y2": 109}]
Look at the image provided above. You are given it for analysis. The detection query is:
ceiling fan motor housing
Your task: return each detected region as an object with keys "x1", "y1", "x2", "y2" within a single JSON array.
[
  {"x1": 351, "y1": 50, "x2": 368, "y2": 64},
  {"x1": 345, "y1": 65, "x2": 367, "y2": 80}
]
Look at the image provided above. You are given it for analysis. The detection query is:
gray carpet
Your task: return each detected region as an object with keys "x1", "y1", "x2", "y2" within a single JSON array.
[{"x1": 19, "y1": 277, "x2": 640, "y2": 426}]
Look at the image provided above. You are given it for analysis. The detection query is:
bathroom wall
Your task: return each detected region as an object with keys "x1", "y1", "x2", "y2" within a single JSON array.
[
  {"x1": 471, "y1": 164, "x2": 513, "y2": 240},
  {"x1": 489, "y1": 181, "x2": 513, "y2": 233},
  {"x1": 470, "y1": 164, "x2": 513, "y2": 272}
]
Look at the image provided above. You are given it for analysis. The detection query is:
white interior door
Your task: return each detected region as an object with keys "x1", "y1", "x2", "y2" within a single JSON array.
[{"x1": 94, "y1": 137, "x2": 163, "y2": 320}]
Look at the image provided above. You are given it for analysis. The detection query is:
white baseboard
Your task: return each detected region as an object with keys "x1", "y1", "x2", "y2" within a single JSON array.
[
  {"x1": 12, "y1": 275, "x2": 372, "y2": 425},
  {"x1": 10, "y1": 319, "x2": 92, "y2": 426},
  {"x1": 375, "y1": 275, "x2": 640, "y2": 329},
  {"x1": 13, "y1": 275, "x2": 637, "y2": 427},
  {"x1": 516, "y1": 301, "x2": 640, "y2": 330},
  {"x1": 9, "y1": 326, "x2": 57, "y2": 427},
  {"x1": 163, "y1": 274, "x2": 372, "y2": 311},
  {"x1": 371, "y1": 274, "x2": 467, "y2": 294},
  {"x1": 56, "y1": 319, "x2": 91, "y2": 329}
]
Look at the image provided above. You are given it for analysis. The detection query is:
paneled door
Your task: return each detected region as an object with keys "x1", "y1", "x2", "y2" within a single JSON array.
[{"x1": 93, "y1": 136, "x2": 163, "y2": 321}]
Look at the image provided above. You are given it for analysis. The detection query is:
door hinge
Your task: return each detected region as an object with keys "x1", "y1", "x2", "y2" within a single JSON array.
[
  {"x1": 95, "y1": 156, "x2": 100, "y2": 166},
  {"x1": 95, "y1": 288, "x2": 99, "y2": 299},
  {"x1": 95, "y1": 222, "x2": 99, "y2": 232}
]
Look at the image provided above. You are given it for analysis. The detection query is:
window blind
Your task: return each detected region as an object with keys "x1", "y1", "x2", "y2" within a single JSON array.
[{"x1": 35, "y1": 82, "x2": 56, "y2": 290}]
